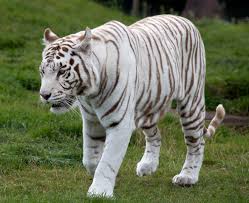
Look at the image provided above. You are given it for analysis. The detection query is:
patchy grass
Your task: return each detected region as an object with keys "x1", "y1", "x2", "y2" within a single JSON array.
[
  {"x1": 0, "y1": 0, "x2": 248, "y2": 202},
  {"x1": 0, "y1": 113, "x2": 249, "y2": 202}
]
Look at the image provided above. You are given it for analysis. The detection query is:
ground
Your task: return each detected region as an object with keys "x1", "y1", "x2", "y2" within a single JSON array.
[{"x1": 0, "y1": 0, "x2": 248, "y2": 202}]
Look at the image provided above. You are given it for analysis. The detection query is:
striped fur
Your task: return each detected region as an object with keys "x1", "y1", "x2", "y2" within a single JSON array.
[{"x1": 39, "y1": 15, "x2": 225, "y2": 197}]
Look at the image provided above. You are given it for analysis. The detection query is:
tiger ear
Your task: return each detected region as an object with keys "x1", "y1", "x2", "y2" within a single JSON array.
[
  {"x1": 74, "y1": 27, "x2": 92, "y2": 55},
  {"x1": 43, "y1": 28, "x2": 59, "y2": 46}
]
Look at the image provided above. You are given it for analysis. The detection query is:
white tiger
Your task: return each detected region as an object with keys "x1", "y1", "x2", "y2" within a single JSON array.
[{"x1": 39, "y1": 15, "x2": 225, "y2": 197}]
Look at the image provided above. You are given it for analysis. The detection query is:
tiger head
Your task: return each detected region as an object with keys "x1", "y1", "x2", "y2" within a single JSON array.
[{"x1": 39, "y1": 28, "x2": 99, "y2": 114}]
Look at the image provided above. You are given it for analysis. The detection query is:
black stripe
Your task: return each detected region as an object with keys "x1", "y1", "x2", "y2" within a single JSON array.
[{"x1": 107, "y1": 95, "x2": 131, "y2": 128}]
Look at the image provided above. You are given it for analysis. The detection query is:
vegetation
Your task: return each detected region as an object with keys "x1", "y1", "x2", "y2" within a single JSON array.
[
  {"x1": 0, "y1": 0, "x2": 248, "y2": 202},
  {"x1": 197, "y1": 19, "x2": 249, "y2": 115}
]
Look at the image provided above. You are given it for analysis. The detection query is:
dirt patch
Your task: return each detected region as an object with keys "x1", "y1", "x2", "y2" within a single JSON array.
[
  {"x1": 169, "y1": 109, "x2": 249, "y2": 127},
  {"x1": 206, "y1": 111, "x2": 249, "y2": 127}
]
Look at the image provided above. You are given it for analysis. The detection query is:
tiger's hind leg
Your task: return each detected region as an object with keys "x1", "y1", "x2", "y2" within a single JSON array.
[
  {"x1": 136, "y1": 125, "x2": 161, "y2": 176},
  {"x1": 172, "y1": 99, "x2": 206, "y2": 186}
]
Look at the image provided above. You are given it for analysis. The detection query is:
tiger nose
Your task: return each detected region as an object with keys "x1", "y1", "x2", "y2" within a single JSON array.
[{"x1": 40, "y1": 92, "x2": 51, "y2": 100}]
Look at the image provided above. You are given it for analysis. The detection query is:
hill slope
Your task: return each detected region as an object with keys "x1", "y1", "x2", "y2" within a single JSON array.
[{"x1": 0, "y1": 0, "x2": 248, "y2": 114}]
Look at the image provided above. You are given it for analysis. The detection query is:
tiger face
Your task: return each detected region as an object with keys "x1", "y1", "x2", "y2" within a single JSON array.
[{"x1": 39, "y1": 28, "x2": 97, "y2": 114}]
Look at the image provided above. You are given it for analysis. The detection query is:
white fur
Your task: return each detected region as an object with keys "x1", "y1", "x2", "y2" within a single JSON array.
[{"x1": 39, "y1": 15, "x2": 225, "y2": 198}]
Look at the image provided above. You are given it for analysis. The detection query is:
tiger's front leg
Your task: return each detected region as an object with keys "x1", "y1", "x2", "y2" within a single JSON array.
[
  {"x1": 87, "y1": 122, "x2": 133, "y2": 197},
  {"x1": 136, "y1": 126, "x2": 161, "y2": 176},
  {"x1": 82, "y1": 118, "x2": 106, "y2": 176}
]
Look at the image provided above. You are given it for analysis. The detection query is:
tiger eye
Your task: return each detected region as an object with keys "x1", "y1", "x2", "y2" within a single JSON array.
[
  {"x1": 62, "y1": 47, "x2": 68, "y2": 52},
  {"x1": 58, "y1": 69, "x2": 66, "y2": 75}
]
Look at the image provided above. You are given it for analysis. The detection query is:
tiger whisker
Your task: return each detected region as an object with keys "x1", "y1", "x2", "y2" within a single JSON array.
[{"x1": 63, "y1": 100, "x2": 81, "y2": 117}]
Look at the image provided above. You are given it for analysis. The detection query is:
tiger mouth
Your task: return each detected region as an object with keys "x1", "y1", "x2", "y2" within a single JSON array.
[
  {"x1": 50, "y1": 102, "x2": 70, "y2": 114},
  {"x1": 49, "y1": 97, "x2": 76, "y2": 114},
  {"x1": 51, "y1": 103, "x2": 68, "y2": 108}
]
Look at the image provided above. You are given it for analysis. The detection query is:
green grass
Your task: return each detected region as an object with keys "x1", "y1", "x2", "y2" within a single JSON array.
[
  {"x1": 197, "y1": 19, "x2": 249, "y2": 115},
  {"x1": 0, "y1": 114, "x2": 249, "y2": 202},
  {"x1": 0, "y1": 0, "x2": 248, "y2": 202},
  {"x1": 0, "y1": 0, "x2": 248, "y2": 115}
]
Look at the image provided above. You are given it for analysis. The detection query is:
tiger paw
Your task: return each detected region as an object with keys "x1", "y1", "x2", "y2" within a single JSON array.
[
  {"x1": 172, "y1": 174, "x2": 198, "y2": 186},
  {"x1": 87, "y1": 179, "x2": 114, "y2": 198},
  {"x1": 136, "y1": 160, "x2": 158, "y2": 177}
]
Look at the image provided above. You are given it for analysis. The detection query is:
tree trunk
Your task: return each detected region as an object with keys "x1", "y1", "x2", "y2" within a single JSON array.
[
  {"x1": 182, "y1": 0, "x2": 223, "y2": 19},
  {"x1": 131, "y1": 0, "x2": 140, "y2": 16}
]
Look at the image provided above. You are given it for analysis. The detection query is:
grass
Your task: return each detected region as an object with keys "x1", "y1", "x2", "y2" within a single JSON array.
[
  {"x1": 197, "y1": 19, "x2": 249, "y2": 115},
  {"x1": 0, "y1": 114, "x2": 248, "y2": 202},
  {"x1": 0, "y1": 0, "x2": 248, "y2": 202}
]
